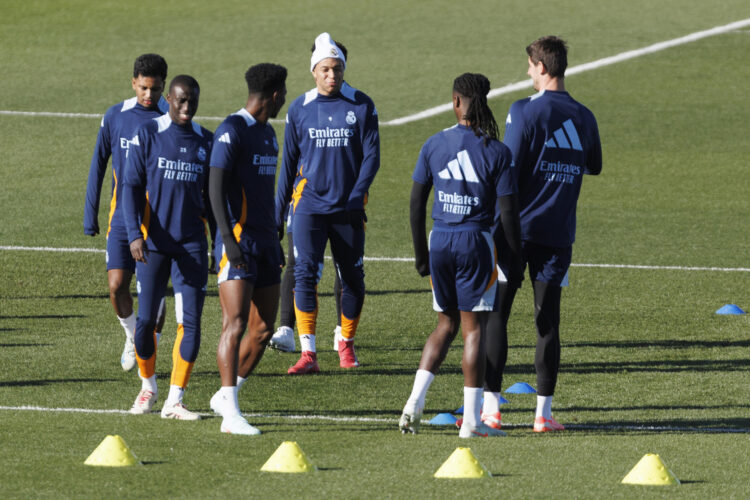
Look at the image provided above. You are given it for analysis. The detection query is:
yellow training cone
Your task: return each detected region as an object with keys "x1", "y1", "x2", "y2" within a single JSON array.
[
  {"x1": 84, "y1": 435, "x2": 140, "y2": 467},
  {"x1": 260, "y1": 441, "x2": 316, "y2": 473},
  {"x1": 434, "y1": 447, "x2": 491, "y2": 479},
  {"x1": 621, "y1": 453, "x2": 680, "y2": 486}
]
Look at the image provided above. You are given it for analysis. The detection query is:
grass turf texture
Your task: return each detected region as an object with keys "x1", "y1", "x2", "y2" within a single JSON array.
[{"x1": 2, "y1": 1, "x2": 750, "y2": 498}]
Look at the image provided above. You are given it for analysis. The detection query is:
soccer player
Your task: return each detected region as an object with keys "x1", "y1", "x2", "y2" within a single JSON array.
[
  {"x1": 207, "y1": 63, "x2": 288, "y2": 435},
  {"x1": 84, "y1": 54, "x2": 168, "y2": 372},
  {"x1": 275, "y1": 32, "x2": 380, "y2": 373},
  {"x1": 484, "y1": 36, "x2": 602, "y2": 432},
  {"x1": 122, "y1": 75, "x2": 213, "y2": 420},
  {"x1": 268, "y1": 202, "x2": 343, "y2": 353},
  {"x1": 399, "y1": 73, "x2": 521, "y2": 438}
]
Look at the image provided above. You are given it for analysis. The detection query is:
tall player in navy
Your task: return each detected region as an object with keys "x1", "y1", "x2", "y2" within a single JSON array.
[
  {"x1": 84, "y1": 54, "x2": 168, "y2": 372},
  {"x1": 399, "y1": 74, "x2": 521, "y2": 439},
  {"x1": 207, "y1": 63, "x2": 288, "y2": 436},
  {"x1": 122, "y1": 75, "x2": 213, "y2": 420},
  {"x1": 276, "y1": 32, "x2": 380, "y2": 374},
  {"x1": 486, "y1": 36, "x2": 602, "y2": 433}
]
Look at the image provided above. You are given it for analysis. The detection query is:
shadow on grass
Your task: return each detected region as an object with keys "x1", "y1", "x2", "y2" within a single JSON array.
[
  {"x1": 565, "y1": 339, "x2": 750, "y2": 349},
  {"x1": 0, "y1": 378, "x2": 119, "y2": 387},
  {"x1": 0, "y1": 343, "x2": 53, "y2": 347},
  {"x1": 0, "y1": 314, "x2": 84, "y2": 319},
  {"x1": 560, "y1": 358, "x2": 750, "y2": 373},
  {"x1": 565, "y1": 416, "x2": 750, "y2": 434}
]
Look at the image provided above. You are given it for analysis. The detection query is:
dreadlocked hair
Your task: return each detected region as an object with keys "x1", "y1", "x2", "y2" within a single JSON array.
[{"x1": 453, "y1": 73, "x2": 498, "y2": 146}]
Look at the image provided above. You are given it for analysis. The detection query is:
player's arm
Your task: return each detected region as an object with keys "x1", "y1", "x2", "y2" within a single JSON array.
[
  {"x1": 502, "y1": 101, "x2": 528, "y2": 170},
  {"x1": 409, "y1": 181, "x2": 431, "y2": 277},
  {"x1": 495, "y1": 144, "x2": 522, "y2": 286},
  {"x1": 121, "y1": 129, "x2": 147, "y2": 263},
  {"x1": 208, "y1": 167, "x2": 246, "y2": 269},
  {"x1": 275, "y1": 111, "x2": 301, "y2": 236},
  {"x1": 497, "y1": 195, "x2": 522, "y2": 286},
  {"x1": 83, "y1": 113, "x2": 112, "y2": 236},
  {"x1": 347, "y1": 100, "x2": 380, "y2": 216},
  {"x1": 583, "y1": 112, "x2": 602, "y2": 176}
]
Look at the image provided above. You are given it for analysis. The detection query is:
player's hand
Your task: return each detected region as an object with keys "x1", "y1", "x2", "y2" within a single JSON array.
[
  {"x1": 348, "y1": 209, "x2": 366, "y2": 230},
  {"x1": 84, "y1": 222, "x2": 100, "y2": 236},
  {"x1": 225, "y1": 240, "x2": 248, "y2": 270},
  {"x1": 414, "y1": 248, "x2": 430, "y2": 277},
  {"x1": 129, "y1": 238, "x2": 147, "y2": 263},
  {"x1": 506, "y1": 260, "x2": 523, "y2": 288},
  {"x1": 279, "y1": 242, "x2": 286, "y2": 268}
]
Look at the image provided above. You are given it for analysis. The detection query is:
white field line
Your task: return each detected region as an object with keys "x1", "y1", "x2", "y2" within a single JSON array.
[
  {"x1": 2, "y1": 18, "x2": 749, "y2": 126},
  {"x1": 1, "y1": 406, "x2": 747, "y2": 433},
  {"x1": 383, "y1": 17, "x2": 750, "y2": 125},
  {"x1": 1, "y1": 245, "x2": 748, "y2": 272}
]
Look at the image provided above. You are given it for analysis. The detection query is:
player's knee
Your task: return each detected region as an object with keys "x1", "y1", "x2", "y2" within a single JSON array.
[{"x1": 222, "y1": 315, "x2": 247, "y2": 338}]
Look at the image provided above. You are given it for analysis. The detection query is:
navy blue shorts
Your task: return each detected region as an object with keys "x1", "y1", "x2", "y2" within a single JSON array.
[
  {"x1": 497, "y1": 241, "x2": 571, "y2": 287},
  {"x1": 106, "y1": 227, "x2": 135, "y2": 272},
  {"x1": 215, "y1": 231, "x2": 282, "y2": 288},
  {"x1": 429, "y1": 230, "x2": 497, "y2": 312}
]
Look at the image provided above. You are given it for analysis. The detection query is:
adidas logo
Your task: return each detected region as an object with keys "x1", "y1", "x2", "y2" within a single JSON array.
[
  {"x1": 218, "y1": 132, "x2": 231, "y2": 144},
  {"x1": 437, "y1": 150, "x2": 479, "y2": 183},
  {"x1": 545, "y1": 119, "x2": 582, "y2": 151}
]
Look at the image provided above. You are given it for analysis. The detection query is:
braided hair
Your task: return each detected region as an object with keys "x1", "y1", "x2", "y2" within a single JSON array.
[{"x1": 453, "y1": 73, "x2": 498, "y2": 146}]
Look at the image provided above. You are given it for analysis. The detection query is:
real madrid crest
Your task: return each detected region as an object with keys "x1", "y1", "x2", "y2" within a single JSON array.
[
  {"x1": 346, "y1": 111, "x2": 357, "y2": 125},
  {"x1": 198, "y1": 147, "x2": 206, "y2": 162}
]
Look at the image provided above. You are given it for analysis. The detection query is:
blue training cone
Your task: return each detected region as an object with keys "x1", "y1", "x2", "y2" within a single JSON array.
[
  {"x1": 505, "y1": 382, "x2": 537, "y2": 394},
  {"x1": 455, "y1": 405, "x2": 464, "y2": 415},
  {"x1": 716, "y1": 304, "x2": 746, "y2": 315},
  {"x1": 428, "y1": 413, "x2": 458, "y2": 425}
]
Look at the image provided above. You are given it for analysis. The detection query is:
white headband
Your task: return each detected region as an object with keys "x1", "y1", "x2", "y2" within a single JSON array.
[{"x1": 310, "y1": 32, "x2": 346, "y2": 72}]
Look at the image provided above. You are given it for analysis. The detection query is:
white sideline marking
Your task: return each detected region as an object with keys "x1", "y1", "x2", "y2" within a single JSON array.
[
  {"x1": 1, "y1": 245, "x2": 748, "y2": 272},
  {"x1": 383, "y1": 17, "x2": 750, "y2": 125},
  {"x1": 0, "y1": 109, "x2": 276, "y2": 123},
  {"x1": 2, "y1": 18, "x2": 749, "y2": 127},
  {"x1": 1, "y1": 406, "x2": 747, "y2": 433}
]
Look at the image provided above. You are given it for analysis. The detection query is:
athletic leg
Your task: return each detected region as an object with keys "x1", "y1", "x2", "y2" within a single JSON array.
[
  {"x1": 237, "y1": 284, "x2": 280, "y2": 378},
  {"x1": 533, "y1": 279, "x2": 561, "y2": 395},
  {"x1": 216, "y1": 279, "x2": 253, "y2": 387},
  {"x1": 400, "y1": 311, "x2": 459, "y2": 434},
  {"x1": 269, "y1": 233, "x2": 296, "y2": 352},
  {"x1": 484, "y1": 282, "x2": 518, "y2": 393},
  {"x1": 288, "y1": 213, "x2": 326, "y2": 373},
  {"x1": 329, "y1": 214, "x2": 365, "y2": 367},
  {"x1": 130, "y1": 252, "x2": 170, "y2": 414},
  {"x1": 161, "y1": 250, "x2": 207, "y2": 420}
]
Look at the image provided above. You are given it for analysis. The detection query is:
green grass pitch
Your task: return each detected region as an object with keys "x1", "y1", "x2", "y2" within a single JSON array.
[{"x1": 1, "y1": 0, "x2": 749, "y2": 498}]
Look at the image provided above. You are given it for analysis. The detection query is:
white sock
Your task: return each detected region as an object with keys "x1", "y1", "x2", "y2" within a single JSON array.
[
  {"x1": 300, "y1": 334, "x2": 316, "y2": 353},
  {"x1": 140, "y1": 374, "x2": 157, "y2": 395},
  {"x1": 155, "y1": 332, "x2": 162, "y2": 346},
  {"x1": 536, "y1": 395, "x2": 553, "y2": 419},
  {"x1": 236, "y1": 375, "x2": 247, "y2": 391},
  {"x1": 218, "y1": 386, "x2": 240, "y2": 416},
  {"x1": 482, "y1": 391, "x2": 501, "y2": 416},
  {"x1": 407, "y1": 369, "x2": 435, "y2": 410},
  {"x1": 118, "y1": 313, "x2": 136, "y2": 341},
  {"x1": 463, "y1": 387, "x2": 483, "y2": 428},
  {"x1": 165, "y1": 384, "x2": 184, "y2": 406}
]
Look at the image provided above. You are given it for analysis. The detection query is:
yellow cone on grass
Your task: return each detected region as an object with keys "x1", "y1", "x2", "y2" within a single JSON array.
[
  {"x1": 84, "y1": 435, "x2": 140, "y2": 467},
  {"x1": 621, "y1": 453, "x2": 679, "y2": 485},
  {"x1": 260, "y1": 441, "x2": 315, "y2": 473},
  {"x1": 434, "y1": 447, "x2": 491, "y2": 478}
]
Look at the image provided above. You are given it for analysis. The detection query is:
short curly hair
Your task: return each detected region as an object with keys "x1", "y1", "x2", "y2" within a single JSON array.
[
  {"x1": 133, "y1": 53, "x2": 167, "y2": 81},
  {"x1": 244, "y1": 63, "x2": 288, "y2": 97}
]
